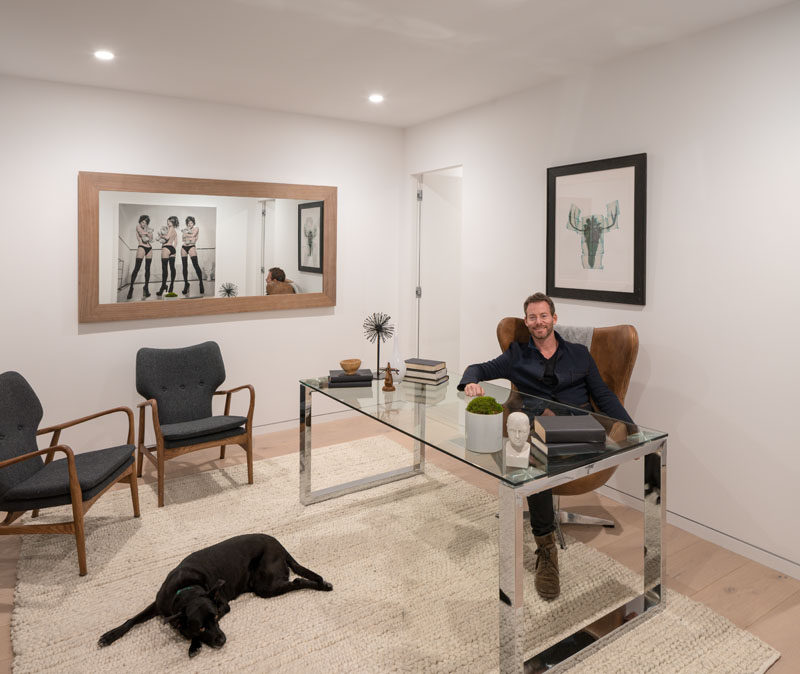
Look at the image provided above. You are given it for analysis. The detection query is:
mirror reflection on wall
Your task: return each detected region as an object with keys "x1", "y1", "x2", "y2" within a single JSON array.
[{"x1": 98, "y1": 191, "x2": 324, "y2": 304}]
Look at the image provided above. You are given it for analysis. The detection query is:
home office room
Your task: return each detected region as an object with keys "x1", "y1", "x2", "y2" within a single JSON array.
[{"x1": 1, "y1": 1, "x2": 798, "y2": 672}]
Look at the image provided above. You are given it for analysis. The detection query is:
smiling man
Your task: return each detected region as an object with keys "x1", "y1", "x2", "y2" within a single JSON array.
[{"x1": 458, "y1": 292, "x2": 632, "y2": 601}]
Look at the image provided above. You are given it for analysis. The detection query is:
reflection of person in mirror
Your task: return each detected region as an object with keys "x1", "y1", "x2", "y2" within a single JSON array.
[
  {"x1": 265, "y1": 267, "x2": 296, "y2": 295},
  {"x1": 458, "y1": 291, "x2": 633, "y2": 602},
  {"x1": 303, "y1": 216, "x2": 318, "y2": 265},
  {"x1": 180, "y1": 216, "x2": 205, "y2": 295},
  {"x1": 126, "y1": 215, "x2": 154, "y2": 299},
  {"x1": 156, "y1": 216, "x2": 179, "y2": 296},
  {"x1": 505, "y1": 412, "x2": 531, "y2": 468}
]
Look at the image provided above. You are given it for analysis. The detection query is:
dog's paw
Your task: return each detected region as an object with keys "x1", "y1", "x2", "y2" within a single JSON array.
[
  {"x1": 98, "y1": 631, "x2": 116, "y2": 648},
  {"x1": 320, "y1": 581, "x2": 333, "y2": 591}
]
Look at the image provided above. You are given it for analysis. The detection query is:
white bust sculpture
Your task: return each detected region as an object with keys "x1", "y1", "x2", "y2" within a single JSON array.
[{"x1": 505, "y1": 411, "x2": 531, "y2": 468}]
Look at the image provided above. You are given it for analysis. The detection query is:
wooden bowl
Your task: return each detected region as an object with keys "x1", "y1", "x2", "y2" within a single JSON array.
[{"x1": 340, "y1": 358, "x2": 361, "y2": 375}]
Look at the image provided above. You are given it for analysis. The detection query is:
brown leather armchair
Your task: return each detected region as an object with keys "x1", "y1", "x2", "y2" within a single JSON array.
[{"x1": 496, "y1": 317, "x2": 639, "y2": 544}]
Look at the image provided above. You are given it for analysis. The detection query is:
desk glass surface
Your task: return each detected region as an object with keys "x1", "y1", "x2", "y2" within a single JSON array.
[{"x1": 299, "y1": 377, "x2": 666, "y2": 486}]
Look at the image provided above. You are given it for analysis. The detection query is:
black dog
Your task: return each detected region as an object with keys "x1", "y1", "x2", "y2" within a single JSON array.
[{"x1": 98, "y1": 533, "x2": 332, "y2": 656}]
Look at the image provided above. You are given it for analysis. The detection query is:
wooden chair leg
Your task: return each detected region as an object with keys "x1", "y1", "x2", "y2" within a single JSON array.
[
  {"x1": 220, "y1": 444, "x2": 226, "y2": 460},
  {"x1": 136, "y1": 444, "x2": 145, "y2": 478},
  {"x1": 71, "y1": 500, "x2": 87, "y2": 576},
  {"x1": 245, "y1": 437, "x2": 254, "y2": 484},
  {"x1": 157, "y1": 449, "x2": 165, "y2": 508},
  {"x1": 31, "y1": 509, "x2": 39, "y2": 518},
  {"x1": 128, "y1": 468, "x2": 140, "y2": 517}
]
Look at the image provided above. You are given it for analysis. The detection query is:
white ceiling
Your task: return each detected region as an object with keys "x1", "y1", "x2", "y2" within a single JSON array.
[{"x1": 0, "y1": 0, "x2": 792, "y2": 127}]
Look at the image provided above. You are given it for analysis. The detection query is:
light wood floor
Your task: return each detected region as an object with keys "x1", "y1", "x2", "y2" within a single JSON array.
[{"x1": 1, "y1": 416, "x2": 797, "y2": 672}]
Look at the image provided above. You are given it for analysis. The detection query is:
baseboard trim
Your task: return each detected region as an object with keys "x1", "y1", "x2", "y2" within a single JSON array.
[{"x1": 597, "y1": 485, "x2": 800, "y2": 581}]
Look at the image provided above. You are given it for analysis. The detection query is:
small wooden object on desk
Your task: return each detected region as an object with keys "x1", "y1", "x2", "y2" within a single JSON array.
[
  {"x1": 339, "y1": 358, "x2": 361, "y2": 375},
  {"x1": 382, "y1": 362, "x2": 399, "y2": 391}
]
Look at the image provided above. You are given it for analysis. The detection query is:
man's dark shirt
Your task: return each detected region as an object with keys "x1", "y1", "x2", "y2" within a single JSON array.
[{"x1": 458, "y1": 331, "x2": 632, "y2": 423}]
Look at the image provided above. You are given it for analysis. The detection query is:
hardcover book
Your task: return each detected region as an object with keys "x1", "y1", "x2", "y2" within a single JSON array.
[
  {"x1": 530, "y1": 435, "x2": 606, "y2": 459},
  {"x1": 533, "y1": 414, "x2": 606, "y2": 443},
  {"x1": 328, "y1": 379, "x2": 373, "y2": 388},
  {"x1": 403, "y1": 367, "x2": 447, "y2": 380},
  {"x1": 329, "y1": 368, "x2": 373, "y2": 383},
  {"x1": 404, "y1": 358, "x2": 446, "y2": 372},
  {"x1": 403, "y1": 374, "x2": 449, "y2": 386}
]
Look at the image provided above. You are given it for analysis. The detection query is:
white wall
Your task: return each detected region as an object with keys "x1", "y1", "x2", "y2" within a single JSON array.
[
  {"x1": 404, "y1": 3, "x2": 800, "y2": 576},
  {"x1": 0, "y1": 74, "x2": 404, "y2": 446}
]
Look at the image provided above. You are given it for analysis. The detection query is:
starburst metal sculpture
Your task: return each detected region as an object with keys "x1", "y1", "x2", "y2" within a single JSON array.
[
  {"x1": 363, "y1": 312, "x2": 394, "y2": 379},
  {"x1": 219, "y1": 282, "x2": 238, "y2": 297}
]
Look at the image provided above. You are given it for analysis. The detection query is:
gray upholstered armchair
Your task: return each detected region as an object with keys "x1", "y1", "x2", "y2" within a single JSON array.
[
  {"x1": 135, "y1": 341, "x2": 255, "y2": 507},
  {"x1": 0, "y1": 371, "x2": 139, "y2": 576}
]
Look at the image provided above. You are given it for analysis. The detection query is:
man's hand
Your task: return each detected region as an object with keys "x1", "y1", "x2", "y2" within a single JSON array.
[{"x1": 464, "y1": 383, "x2": 484, "y2": 397}]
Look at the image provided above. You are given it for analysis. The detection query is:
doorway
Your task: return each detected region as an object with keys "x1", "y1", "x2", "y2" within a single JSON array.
[{"x1": 413, "y1": 166, "x2": 463, "y2": 374}]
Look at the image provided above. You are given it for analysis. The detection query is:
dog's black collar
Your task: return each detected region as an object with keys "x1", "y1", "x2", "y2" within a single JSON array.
[{"x1": 175, "y1": 585, "x2": 202, "y2": 598}]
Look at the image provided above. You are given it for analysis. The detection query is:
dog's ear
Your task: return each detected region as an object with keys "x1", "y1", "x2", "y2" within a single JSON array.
[{"x1": 209, "y1": 579, "x2": 225, "y2": 599}]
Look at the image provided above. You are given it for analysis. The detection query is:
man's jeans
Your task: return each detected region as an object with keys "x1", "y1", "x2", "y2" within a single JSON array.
[{"x1": 527, "y1": 489, "x2": 555, "y2": 536}]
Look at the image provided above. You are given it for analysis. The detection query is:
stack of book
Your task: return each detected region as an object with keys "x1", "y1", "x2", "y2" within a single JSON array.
[
  {"x1": 328, "y1": 368, "x2": 373, "y2": 388},
  {"x1": 530, "y1": 414, "x2": 607, "y2": 461},
  {"x1": 403, "y1": 358, "x2": 448, "y2": 386}
]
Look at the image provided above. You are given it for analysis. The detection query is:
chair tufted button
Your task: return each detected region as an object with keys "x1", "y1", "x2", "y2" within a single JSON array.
[
  {"x1": 199, "y1": 380, "x2": 205, "y2": 386},
  {"x1": 17, "y1": 424, "x2": 24, "y2": 430},
  {"x1": 161, "y1": 386, "x2": 168, "y2": 391},
  {"x1": 179, "y1": 384, "x2": 186, "y2": 390},
  {"x1": 0, "y1": 434, "x2": 5, "y2": 440}
]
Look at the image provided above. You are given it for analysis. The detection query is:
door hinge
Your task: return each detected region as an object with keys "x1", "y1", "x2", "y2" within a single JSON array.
[
  {"x1": 416, "y1": 189, "x2": 423, "y2": 202},
  {"x1": 415, "y1": 286, "x2": 422, "y2": 298}
]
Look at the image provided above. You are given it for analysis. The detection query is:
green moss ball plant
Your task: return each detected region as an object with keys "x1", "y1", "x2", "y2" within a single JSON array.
[{"x1": 466, "y1": 396, "x2": 503, "y2": 415}]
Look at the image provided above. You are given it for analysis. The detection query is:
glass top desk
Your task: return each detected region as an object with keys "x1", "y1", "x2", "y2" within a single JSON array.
[{"x1": 299, "y1": 376, "x2": 667, "y2": 673}]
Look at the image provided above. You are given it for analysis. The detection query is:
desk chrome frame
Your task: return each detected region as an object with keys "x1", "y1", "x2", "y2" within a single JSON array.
[{"x1": 299, "y1": 381, "x2": 667, "y2": 673}]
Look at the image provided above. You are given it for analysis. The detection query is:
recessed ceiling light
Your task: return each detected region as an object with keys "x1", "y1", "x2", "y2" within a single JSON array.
[
  {"x1": 94, "y1": 50, "x2": 114, "y2": 61},
  {"x1": 368, "y1": 93, "x2": 384, "y2": 104}
]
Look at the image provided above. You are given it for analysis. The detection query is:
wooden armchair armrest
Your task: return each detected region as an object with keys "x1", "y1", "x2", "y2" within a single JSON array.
[
  {"x1": 0, "y1": 445, "x2": 73, "y2": 470},
  {"x1": 36, "y1": 406, "x2": 135, "y2": 456},
  {"x1": 137, "y1": 398, "x2": 164, "y2": 446},
  {"x1": 0, "y1": 444, "x2": 85, "y2": 507},
  {"x1": 214, "y1": 385, "x2": 256, "y2": 426}
]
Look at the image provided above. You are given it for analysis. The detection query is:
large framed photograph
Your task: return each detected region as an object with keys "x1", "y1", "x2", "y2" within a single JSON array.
[
  {"x1": 546, "y1": 153, "x2": 646, "y2": 305},
  {"x1": 116, "y1": 204, "x2": 217, "y2": 302},
  {"x1": 298, "y1": 201, "x2": 324, "y2": 273}
]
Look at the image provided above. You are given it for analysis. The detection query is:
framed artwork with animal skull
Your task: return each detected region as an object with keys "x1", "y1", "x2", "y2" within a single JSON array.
[{"x1": 546, "y1": 153, "x2": 646, "y2": 305}]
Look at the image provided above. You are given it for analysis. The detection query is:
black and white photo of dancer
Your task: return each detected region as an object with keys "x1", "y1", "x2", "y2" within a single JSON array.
[
  {"x1": 156, "y1": 216, "x2": 179, "y2": 296},
  {"x1": 126, "y1": 215, "x2": 154, "y2": 299},
  {"x1": 180, "y1": 216, "x2": 205, "y2": 295}
]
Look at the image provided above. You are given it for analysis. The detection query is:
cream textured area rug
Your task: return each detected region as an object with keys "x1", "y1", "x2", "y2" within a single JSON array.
[{"x1": 12, "y1": 437, "x2": 779, "y2": 673}]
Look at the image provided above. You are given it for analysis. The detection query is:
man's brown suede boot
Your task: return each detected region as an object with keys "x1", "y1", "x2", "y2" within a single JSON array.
[{"x1": 533, "y1": 532, "x2": 560, "y2": 600}]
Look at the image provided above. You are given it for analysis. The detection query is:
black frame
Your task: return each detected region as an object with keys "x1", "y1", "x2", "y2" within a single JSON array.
[
  {"x1": 298, "y1": 201, "x2": 324, "y2": 274},
  {"x1": 546, "y1": 153, "x2": 646, "y2": 305}
]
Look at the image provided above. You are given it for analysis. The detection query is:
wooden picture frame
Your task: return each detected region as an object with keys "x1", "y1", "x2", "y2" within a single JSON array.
[
  {"x1": 78, "y1": 172, "x2": 337, "y2": 322},
  {"x1": 546, "y1": 153, "x2": 646, "y2": 305},
  {"x1": 297, "y1": 201, "x2": 324, "y2": 273}
]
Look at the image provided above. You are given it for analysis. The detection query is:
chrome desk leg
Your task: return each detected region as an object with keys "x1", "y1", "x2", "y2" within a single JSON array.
[
  {"x1": 299, "y1": 383, "x2": 313, "y2": 505},
  {"x1": 413, "y1": 396, "x2": 426, "y2": 472},
  {"x1": 644, "y1": 438, "x2": 667, "y2": 604},
  {"x1": 299, "y1": 383, "x2": 425, "y2": 506},
  {"x1": 498, "y1": 484, "x2": 525, "y2": 674}
]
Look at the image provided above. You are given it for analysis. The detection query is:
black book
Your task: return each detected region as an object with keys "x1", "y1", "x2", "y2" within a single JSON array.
[
  {"x1": 404, "y1": 357, "x2": 446, "y2": 372},
  {"x1": 403, "y1": 367, "x2": 447, "y2": 380},
  {"x1": 530, "y1": 435, "x2": 606, "y2": 460},
  {"x1": 329, "y1": 368, "x2": 373, "y2": 383},
  {"x1": 533, "y1": 414, "x2": 606, "y2": 443},
  {"x1": 328, "y1": 380, "x2": 373, "y2": 388},
  {"x1": 403, "y1": 374, "x2": 449, "y2": 386}
]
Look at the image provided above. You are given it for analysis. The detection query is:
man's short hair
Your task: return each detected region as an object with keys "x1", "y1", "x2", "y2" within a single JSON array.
[
  {"x1": 268, "y1": 267, "x2": 286, "y2": 282},
  {"x1": 523, "y1": 292, "x2": 555, "y2": 316}
]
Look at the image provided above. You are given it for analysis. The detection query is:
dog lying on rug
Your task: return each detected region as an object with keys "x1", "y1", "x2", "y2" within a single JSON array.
[{"x1": 98, "y1": 533, "x2": 333, "y2": 656}]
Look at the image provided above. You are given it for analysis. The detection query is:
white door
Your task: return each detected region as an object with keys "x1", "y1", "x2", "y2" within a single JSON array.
[{"x1": 415, "y1": 166, "x2": 463, "y2": 375}]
